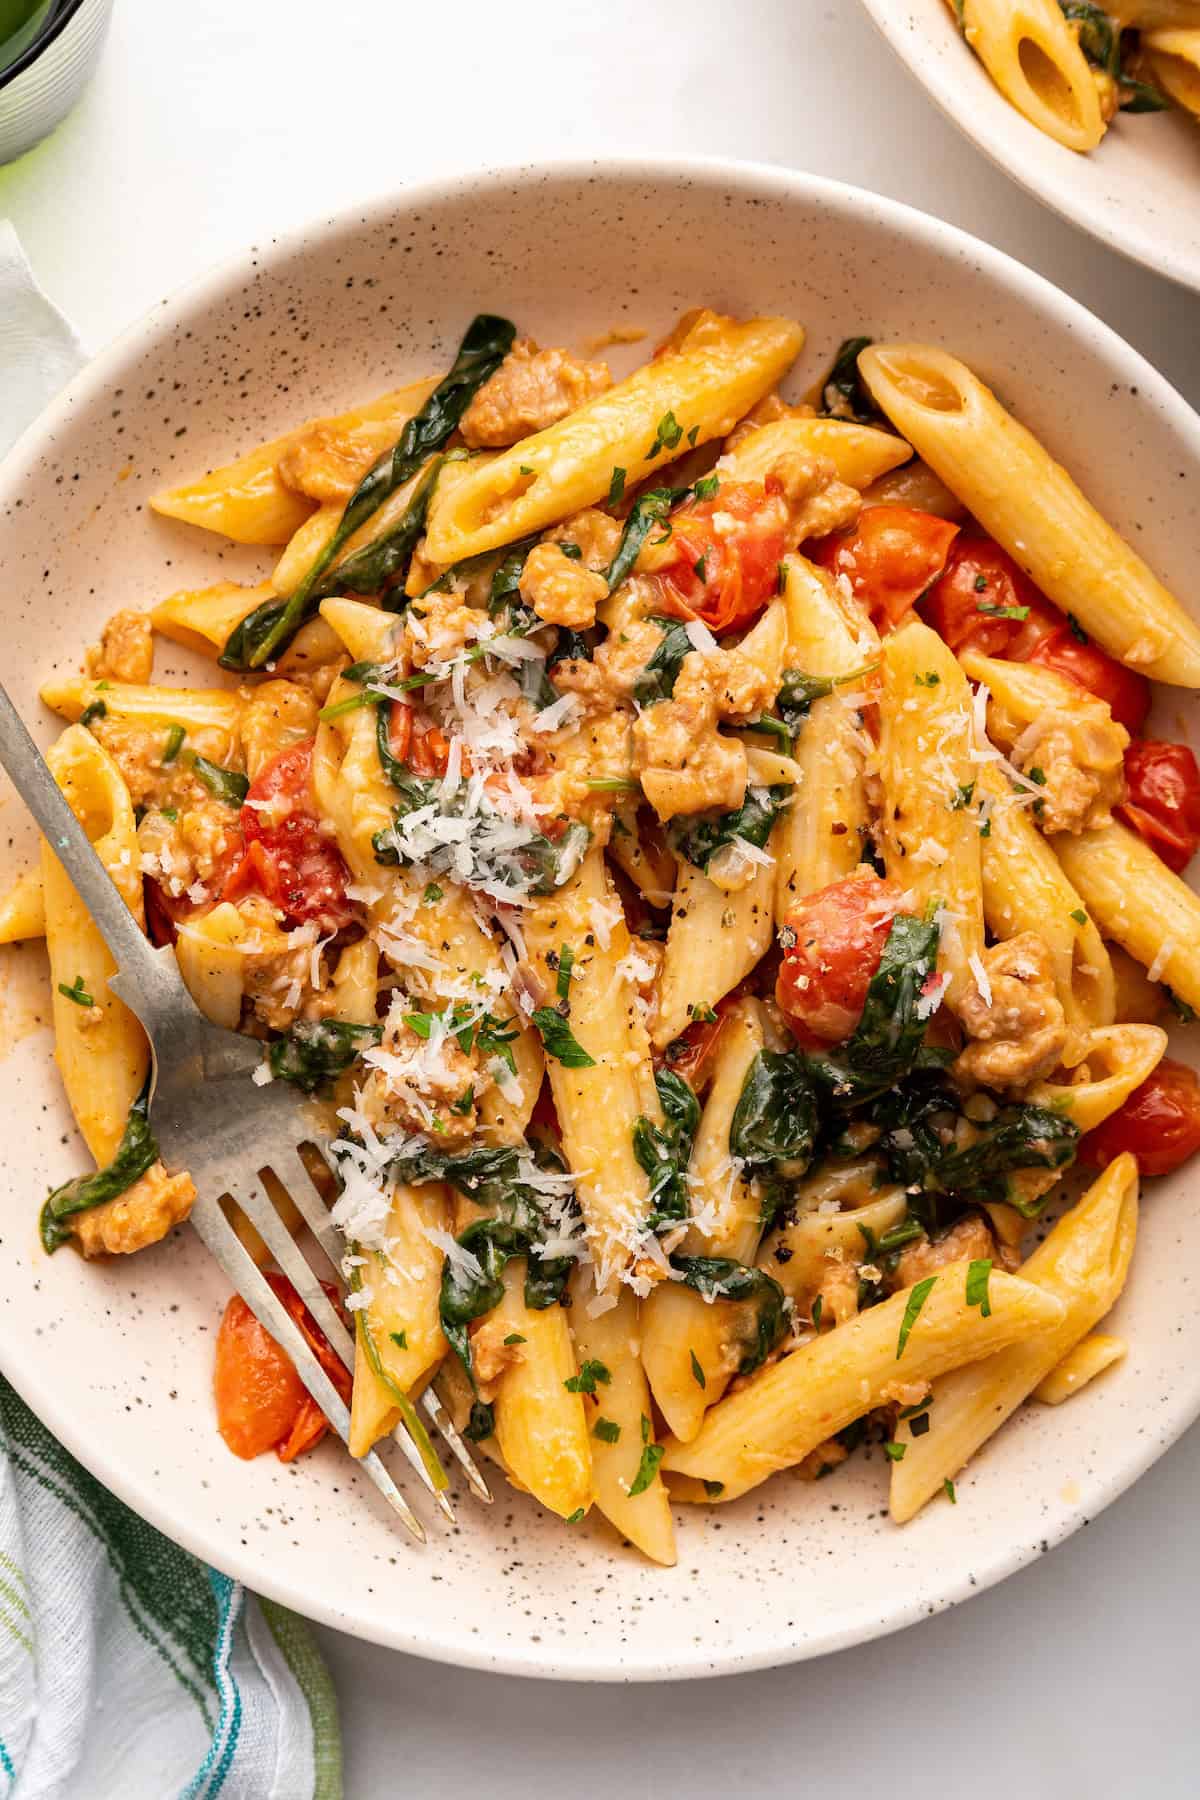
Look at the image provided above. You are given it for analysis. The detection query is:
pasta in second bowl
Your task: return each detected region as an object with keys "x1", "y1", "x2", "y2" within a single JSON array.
[
  {"x1": 861, "y1": 0, "x2": 1200, "y2": 292},
  {"x1": 0, "y1": 159, "x2": 1198, "y2": 1678}
]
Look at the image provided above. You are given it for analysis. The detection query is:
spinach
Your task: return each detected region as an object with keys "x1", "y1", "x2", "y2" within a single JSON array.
[
  {"x1": 928, "y1": 1104, "x2": 1079, "y2": 1213},
  {"x1": 41, "y1": 1083, "x2": 159, "y2": 1252},
  {"x1": 221, "y1": 314, "x2": 515, "y2": 669},
  {"x1": 632, "y1": 1068, "x2": 701, "y2": 1227},
  {"x1": 268, "y1": 1018, "x2": 383, "y2": 1092},
  {"x1": 488, "y1": 534, "x2": 540, "y2": 614},
  {"x1": 670, "y1": 1255, "x2": 788, "y2": 1375},
  {"x1": 668, "y1": 785, "x2": 791, "y2": 874},
  {"x1": 775, "y1": 661, "x2": 878, "y2": 730},
  {"x1": 303, "y1": 453, "x2": 445, "y2": 608},
  {"x1": 729, "y1": 1051, "x2": 817, "y2": 1187},
  {"x1": 531, "y1": 1007, "x2": 596, "y2": 1069},
  {"x1": 605, "y1": 486, "x2": 689, "y2": 592},
  {"x1": 819, "y1": 336, "x2": 886, "y2": 426},
  {"x1": 78, "y1": 699, "x2": 107, "y2": 730},
  {"x1": 632, "y1": 616, "x2": 694, "y2": 706},
  {"x1": 1057, "y1": 4, "x2": 1172, "y2": 110},
  {"x1": 190, "y1": 754, "x2": 249, "y2": 806},
  {"x1": 896, "y1": 1275, "x2": 937, "y2": 1359},
  {"x1": 162, "y1": 722, "x2": 186, "y2": 764},
  {"x1": 801, "y1": 914, "x2": 943, "y2": 1103},
  {"x1": 628, "y1": 1442, "x2": 665, "y2": 1496},
  {"x1": 553, "y1": 625, "x2": 599, "y2": 664}
]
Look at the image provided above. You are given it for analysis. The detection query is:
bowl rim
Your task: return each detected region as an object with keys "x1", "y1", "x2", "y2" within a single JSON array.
[
  {"x1": 858, "y1": 0, "x2": 1200, "y2": 296},
  {"x1": 0, "y1": 0, "x2": 86, "y2": 92},
  {"x1": 3, "y1": 152, "x2": 1200, "y2": 1680}
]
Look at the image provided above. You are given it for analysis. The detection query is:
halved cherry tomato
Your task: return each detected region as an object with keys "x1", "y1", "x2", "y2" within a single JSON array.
[
  {"x1": 224, "y1": 738, "x2": 355, "y2": 930},
  {"x1": 1080, "y1": 1058, "x2": 1200, "y2": 1178},
  {"x1": 921, "y1": 531, "x2": 1151, "y2": 732},
  {"x1": 1025, "y1": 630, "x2": 1150, "y2": 736},
  {"x1": 659, "y1": 1006, "x2": 729, "y2": 1086},
  {"x1": 214, "y1": 1273, "x2": 352, "y2": 1463},
  {"x1": 386, "y1": 699, "x2": 413, "y2": 765},
  {"x1": 657, "y1": 480, "x2": 786, "y2": 634},
  {"x1": 809, "y1": 506, "x2": 960, "y2": 633},
  {"x1": 776, "y1": 875, "x2": 906, "y2": 1045},
  {"x1": 1116, "y1": 740, "x2": 1200, "y2": 874},
  {"x1": 921, "y1": 535, "x2": 1055, "y2": 657}
]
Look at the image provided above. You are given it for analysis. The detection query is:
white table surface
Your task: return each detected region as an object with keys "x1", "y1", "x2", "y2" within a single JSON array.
[{"x1": 4, "y1": 0, "x2": 1199, "y2": 1791}]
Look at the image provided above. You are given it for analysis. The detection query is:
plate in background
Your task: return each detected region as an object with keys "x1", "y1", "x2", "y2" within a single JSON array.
[{"x1": 861, "y1": 1, "x2": 1200, "y2": 293}]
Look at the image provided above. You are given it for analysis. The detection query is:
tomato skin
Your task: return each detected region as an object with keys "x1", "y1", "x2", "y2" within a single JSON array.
[
  {"x1": 214, "y1": 1273, "x2": 352, "y2": 1462},
  {"x1": 1117, "y1": 740, "x2": 1200, "y2": 874},
  {"x1": 1080, "y1": 1058, "x2": 1200, "y2": 1178},
  {"x1": 225, "y1": 738, "x2": 355, "y2": 930},
  {"x1": 921, "y1": 536, "x2": 1054, "y2": 657},
  {"x1": 1025, "y1": 632, "x2": 1150, "y2": 736},
  {"x1": 658, "y1": 481, "x2": 786, "y2": 633},
  {"x1": 776, "y1": 875, "x2": 906, "y2": 1045},
  {"x1": 809, "y1": 506, "x2": 959, "y2": 632}
]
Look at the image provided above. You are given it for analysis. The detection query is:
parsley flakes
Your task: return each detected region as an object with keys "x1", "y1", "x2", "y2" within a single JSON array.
[
  {"x1": 647, "y1": 410, "x2": 684, "y2": 459},
  {"x1": 965, "y1": 1258, "x2": 993, "y2": 1319},
  {"x1": 593, "y1": 1417, "x2": 621, "y2": 1444},
  {"x1": 689, "y1": 1349, "x2": 707, "y2": 1389},
  {"x1": 896, "y1": 1275, "x2": 937, "y2": 1358},
  {"x1": 564, "y1": 1359, "x2": 611, "y2": 1394},
  {"x1": 532, "y1": 1006, "x2": 596, "y2": 1068},
  {"x1": 628, "y1": 1442, "x2": 665, "y2": 1496},
  {"x1": 57, "y1": 976, "x2": 94, "y2": 1008}
]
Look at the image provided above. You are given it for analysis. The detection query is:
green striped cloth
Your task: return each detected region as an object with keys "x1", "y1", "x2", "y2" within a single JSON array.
[{"x1": 0, "y1": 223, "x2": 343, "y2": 1799}]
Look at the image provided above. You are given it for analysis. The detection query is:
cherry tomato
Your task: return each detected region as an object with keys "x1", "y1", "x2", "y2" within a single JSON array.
[
  {"x1": 921, "y1": 535, "x2": 1056, "y2": 657},
  {"x1": 386, "y1": 700, "x2": 413, "y2": 765},
  {"x1": 214, "y1": 1273, "x2": 352, "y2": 1462},
  {"x1": 1025, "y1": 630, "x2": 1150, "y2": 736},
  {"x1": 776, "y1": 875, "x2": 906, "y2": 1045},
  {"x1": 224, "y1": 738, "x2": 355, "y2": 930},
  {"x1": 1080, "y1": 1058, "x2": 1200, "y2": 1178},
  {"x1": 658, "y1": 480, "x2": 786, "y2": 633},
  {"x1": 659, "y1": 1006, "x2": 729, "y2": 1086},
  {"x1": 808, "y1": 506, "x2": 959, "y2": 632},
  {"x1": 1117, "y1": 740, "x2": 1200, "y2": 874}
]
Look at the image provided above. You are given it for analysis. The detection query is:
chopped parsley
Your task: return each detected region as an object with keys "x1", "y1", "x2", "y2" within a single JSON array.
[
  {"x1": 885, "y1": 1440, "x2": 906, "y2": 1462},
  {"x1": 951, "y1": 781, "x2": 976, "y2": 811},
  {"x1": 693, "y1": 554, "x2": 708, "y2": 581},
  {"x1": 162, "y1": 722, "x2": 186, "y2": 763},
  {"x1": 57, "y1": 976, "x2": 94, "y2": 1008},
  {"x1": 628, "y1": 1442, "x2": 665, "y2": 1496},
  {"x1": 914, "y1": 671, "x2": 941, "y2": 688},
  {"x1": 559, "y1": 541, "x2": 582, "y2": 561},
  {"x1": 422, "y1": 881, "x2": 443, "y2": 904},
  {"x1": 692, "y1": 473, "x2": 719, "y2": 501},
  {"x1": 1070, "y1": 908, "x2": 1087, "y2": 926},
  {"x1": 965, "y1": 1258, "x2": 993, "y2": 1318},
  {"x1": 974, "y1": 574, "x2": 988, "y2": 592},
  {"x1": 896, "y1": 1275, "x2": 937, "y2": 1358},
  {"x1": 608, "y1": 466, "x2": 626, "y2": 507},
  {"x1": 944, "y1": 1477, "x2": 957, "y2": 1504},
  {"x1": 687, "y1": 424, "x2": 700, "y2": 447},
  {"x1": 1068, "y1": 612, "x2": 1088, "y2": 643},
  {"x1": 532, "y1": 1006, "x2": 596, "y2": 1068},
  {"x1": 689, "y1": 1348, "x2": 707, "y2": 1389},
  {"x1": 703, "y1": 1480, "x2": 725, "y2": 1498},
  {"x1": 647, "y1": 409, "x2": 684, "y2": 459},
  {"x1": 389, "y1": 1330, "x2": 408, "y2": 1349},
  {"x1": 977, "y1": 600, "x2": 1030, "y2": 621},
  {"x1": 556, "y1": 943, "x2": 576, "y2": 1002},
  {"x1": 564, "y1": 1359, "x2": 612, "y2": 1395},
  {"x1": 503, "y1": 1332, "x2": 526, "y2": 1345},
  {"x1": 593, "y1": 1417, "x2": 621, "y2": 1444},
  {"x1": 566, "y1": 1507, "x2": 586, "y2": 1524}
]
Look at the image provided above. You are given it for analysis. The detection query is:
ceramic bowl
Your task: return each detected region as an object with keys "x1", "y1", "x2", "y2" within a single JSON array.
[
  {"x1": 1, "y1": 158, "x2": 1198, "y2": 1679},
  {"x1": 860, "y1": 1, "x2": 1200, "y2": 294},
  {"x1": 0, "y1": 0, "x2": 113, "y2": 165}
]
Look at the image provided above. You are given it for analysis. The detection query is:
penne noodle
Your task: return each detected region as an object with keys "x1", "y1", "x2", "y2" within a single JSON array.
[
  {"x1": 349, "y1": 1181, "x2": 451, "y2": 1459},
  {"x1": 424, "y1": 314, "x2": 805, "y2": 564},
  {"x1": 717, "y1": 416, "x2": 912, "y2": 491},
  {"x1": 0, "y1": 865, "x2": 46, "y2": 943},
  {"x1": 491, "y1": 1260, "x2": 593, "y2": 1521},
  {"x1": 1144, "y1": 28, "x2": 1200, "y2": 114},
  {"x1": 877, "y1": 619, "x2": 985, "y2": 1010},
  {"x1": 39, "y1": 677, "x2": 243, "y2": 742},
  {"x1": 655, "y1": 849, "x2": 777, "y2": 1048},
  {"x1": 954, "y1": 0, "x2": 1106, "y2": 151},
  {"x1": 150, "y1": 581, "x2": 276, "y2": 660},
  {"x1": 1055, "y1": 823, "x2": 1200, "y2": 1013},
  {"x1": 1033, "y1": 1332, "x2": 1127, "y2": 1405},
  {"x1": 890, "y1": 1156, "x2": 1138, "y2": 1519},
  {"x1": 662, "y1": 1262, "x2": 1065, "y2": 1501},
  {"x1": 860, "y1": 344, "x2": 1200, "y2": 685}
]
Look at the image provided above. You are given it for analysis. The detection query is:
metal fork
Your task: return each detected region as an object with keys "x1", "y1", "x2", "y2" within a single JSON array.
[{"x1": 0, "y1": 683, "x2": 491, "y2": 1541}]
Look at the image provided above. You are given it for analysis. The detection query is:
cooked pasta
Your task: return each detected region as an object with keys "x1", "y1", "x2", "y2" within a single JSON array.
[{"x1": 11, "y1": 309, "x2": 1199, "y2": 1557}]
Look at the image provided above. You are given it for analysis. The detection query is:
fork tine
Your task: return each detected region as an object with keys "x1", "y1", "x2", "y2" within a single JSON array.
[
  {"x1": 223, "y1": 1178, "x2": 355, "y2": 1369},
  {"x1": 422, "y1": 1385, "x2": 493, "y2": 1504},
  {"x1": 239, "y1": 1160, "x2": 459, "y2": 1525},
  {"x1": 189, "y1": 1193, "x2": 424, "y2": 1543},
  {"x1": 260, "y1": 1142, "x2": 343, "y2": 1270}
]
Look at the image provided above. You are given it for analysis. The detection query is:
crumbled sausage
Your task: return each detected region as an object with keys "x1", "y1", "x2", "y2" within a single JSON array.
[
  {"x1": 890, "y1": 1213, "x2": 997, "y2": 1292},
  {"x1": 767, "y1": 453, "x2": 861, "y2": 548},
  {"x1": 460, "y1": 339, "x2": 612, "y2": 448},
  {"x1": 954, "y1": 932, "x2": 1069, "y2": 1091},
  {"x1": 1002, "y1": 708, "x2": 1129, "y2": 835},
  {"x1": 238, "y1": 679, "x2": 318, "y2": 782},
  {"x1": 86, "y1": 610, "x2": 154, "y2": 685},
  {"x1": 633, "y1": 646, "x2": 773, "y2": 820},
  {"x1": 73, "y1": 1161, "x2": 196, "y2": 1257},
  {"x1": 519, "y1": 542, "x2": 609, "y2": 630},
  {"x1": 278, "y1": 424, "x2": 380, "y2": 502}
]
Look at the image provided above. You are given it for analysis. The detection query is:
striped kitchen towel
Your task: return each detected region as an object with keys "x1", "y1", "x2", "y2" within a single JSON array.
[{"x1": 0, "y1": 220, "x2": 343, "y2": 1799}]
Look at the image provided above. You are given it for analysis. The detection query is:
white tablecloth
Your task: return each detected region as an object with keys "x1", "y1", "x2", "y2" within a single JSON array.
[{"x1": 2, "y1": 1, "x2": 1197, "y2": 1792}]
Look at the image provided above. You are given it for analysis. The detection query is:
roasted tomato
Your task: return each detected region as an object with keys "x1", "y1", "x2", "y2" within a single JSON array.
[
  {"x1": 214, "y1": 1273, "x2": 352, "y2": 1463},
  {"x1": 1025, "y1": 629, "x2": 1150, "y2": 736},
  {"x1": 658, "y1": 1003, "x2": 730, "y2": 1086},
  {"x1": 1081, "y1": 1058, "x2": 1200, "y2": 1178},
  {"x1": 1117, "y1": 740, "x2": 1200, "y2": 874},
  {"x1": 776, "y1": 875, "x2": 905, "y2": 1045},
  {"x1": 921, "y1": 531, "x2": 1150, "y2": 732},
  {"x1": 224, "y1": 737, "x2": 355, "y2": 930},
  {"x1": 922, "y1": 535, "x2": 1054, "y2": 657},
  {"x1": 657, "y1": 480, "x2": 786, "y2": 633},
  {"x1": 809, "y1": 506, "x2": 959, "y2": 632}
]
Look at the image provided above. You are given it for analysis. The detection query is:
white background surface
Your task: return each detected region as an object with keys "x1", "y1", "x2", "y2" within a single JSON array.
[{"x1": 2, "y1": 1, "x2": 1198, "y2": 1792}]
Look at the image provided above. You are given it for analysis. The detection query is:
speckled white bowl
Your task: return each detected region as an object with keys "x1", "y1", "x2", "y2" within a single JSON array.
[
  {"x1": 861, "y1": 1, "x2": 1200, "y2": 294},
  {"x1": 1, "y1": 159, "x2": 1198, "y2": 1681}
]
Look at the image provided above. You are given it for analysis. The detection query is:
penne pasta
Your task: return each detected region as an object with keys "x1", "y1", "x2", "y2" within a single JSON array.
[
  {"x1": 1144, "y1": 27, "x2": 1200, "y2": 113},
  {"x1": 860, "y1": 344, "x2": 1200, "y2": 684},
  {"x1": 490, "y1": 1260, "x2": 593, "y2": 1521},
  {"x1": 717, "y1": 416, "x2": 912, "y2": 491},
  {"x1": 1055, "y1": 823, "x2": 1200, "y2": 1013},
  {"x1": 150, "y1": 581, "x2": 276, "y2": 659},
  {"x1": 349, "y1": 1181, "x2": 452, "y2": 1459},
  {"x1": 1033, "y1": 1331, "x2": 1127, "y2": 1404},
  {"x1": 424, "y1": 314, "x2": 805, "y2": 564},
  {"x1": 662, "y1": 1262, "x2": 1065, "y2": 1501},
  {"x1": 0, "y1": 865, "x2": 46, "y2": 943},
  {"x1": 655, "y1": 850, "x2": 777, "y2": 1049},
  {"x1": 955, "y1": 0, "x2": 1106, "y2": 151},
  {"x1": 890, "y1": 1157, "x2": 1138, "y2": 1520}
]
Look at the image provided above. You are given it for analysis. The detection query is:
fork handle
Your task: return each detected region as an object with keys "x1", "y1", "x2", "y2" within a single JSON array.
[{"x1": 0, "y1": 680, "x2": 194, "y2": 1032}]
